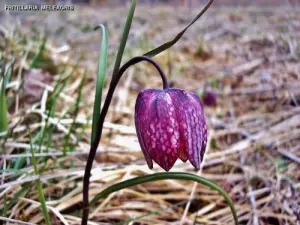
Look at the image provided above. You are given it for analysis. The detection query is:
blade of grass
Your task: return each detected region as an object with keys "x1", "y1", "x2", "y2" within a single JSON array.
[
  {"x1": 144, "y1": 0, "x2": 214, "y2": 58},
  {"x1": 91, "y1": 24, "x2": 108, "y2": 144},
  {"x1": 110, "y1": 0, "x2": 137, "y2": 83},
  {"x1": 13, "y1": 64, "x2": 69, "y2": 169},
  {"x1": 13, "y1": 58, "x2": 74, "y2": 169},
  {"x1": 3, "y1": 194, "x2": 7, "y2": 217},
  {"x1": 30, "y1": 35, "x2": 47, "y2": 69},
  {"x1": 63, "y1": 69, "x2": 86, "y2": 156},
  {"x1": 91, "y1": 172, "x2": 238, "y2": 225},
  {"x1": 40, "y1": 61, "x2": 79, "y2": 164},
  {"x1": 83, "y1": 3, "x2": 137, "y2": 220},
  {"x1": 7, "y1": 81, "x2": 23, "y2": 109},
  {"x1": 27, "y1": 125, "x2": 51, "y2": 225},
  {"x1": 13, "y1": 132, "x2": 41, "y2": 169},
  {"x1": 82, "y1": 23, "x2": 108, "y2": 225},
  {"x1": 4, "y1": 58, "x2": 14, "y2": 87},
  {"x1": 0, "y1": 58, "x2": 14, "y2": 133},
  {"x1": 0, "y1": 183, "x2": 31, "y2": 215},
  {"x1": 0, "y1": 76, "x2": 8, "y2": 133}
]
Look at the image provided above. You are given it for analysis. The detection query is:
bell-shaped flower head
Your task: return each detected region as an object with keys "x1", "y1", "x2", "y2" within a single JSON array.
[{"x1": 135, "y1": 88, "x2": 207, "y2": 171}]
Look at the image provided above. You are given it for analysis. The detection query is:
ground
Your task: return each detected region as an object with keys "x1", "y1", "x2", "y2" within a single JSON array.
[{"x1": 0, "y1": 3, "x2": 299, "y2": 225}]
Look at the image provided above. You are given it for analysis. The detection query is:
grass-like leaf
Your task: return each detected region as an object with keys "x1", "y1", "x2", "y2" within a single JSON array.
[
  {"x1": 91, "y1": 172, "x2": 238, "y2": 225},
  {"x1": 111, "y1": 0, "x2": 137, "y2": 83},
  {"x1": 91, "y1": 24, "x2": 108, "y2": 144},
  {"x1": 30, "y1": 35, "x2": 47, "y2": 69},
  {"x1": 28, "y1": 126, "x2": 51, "y2": 225},
  {"x1": 0, "y1": 77, "x2": 8, "y2": 133},
  {"x1": 0, "y1": 183, "x2": 31, "y2": 215},
  {"x1": 0, "y1": 58, "x2": 14, "y2": 134},
  {"x1": 83, "y1": 5, "x2": 137, "y2": 220},
  {"x1": 144, "y1": 0, "x2": 214, "y2": 58},
  {"x1": 63, "y1": 69, "x2": 86, "y2": 156}
]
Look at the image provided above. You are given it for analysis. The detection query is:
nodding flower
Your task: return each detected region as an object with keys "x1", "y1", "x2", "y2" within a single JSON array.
[{"x1": 135, "y1": 88, "x2": 207, "y2": 171}]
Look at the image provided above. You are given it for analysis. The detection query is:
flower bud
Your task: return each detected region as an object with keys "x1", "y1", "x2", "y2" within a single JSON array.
[{"x1": 202, "y1": 90, "x2": 217, "y2": 107}]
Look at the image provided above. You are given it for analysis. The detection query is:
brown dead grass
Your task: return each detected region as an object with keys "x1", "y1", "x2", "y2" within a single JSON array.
[{"x1": 1, "y1": 4, "x2": 299, "y2": 225}]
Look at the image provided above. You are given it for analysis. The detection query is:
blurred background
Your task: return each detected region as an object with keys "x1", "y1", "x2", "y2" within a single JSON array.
[{"x1": 0, "y1": 0, "x2": 299, "y2": 224}]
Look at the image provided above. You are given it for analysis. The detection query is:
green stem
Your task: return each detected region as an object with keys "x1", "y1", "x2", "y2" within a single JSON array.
[
  {"x1": 91, "y1": 172, "x2": 238, "y2": 225},
  {"x1": 81, "y1": 24, "x2": 108, "y2": 225},
  {"x1": 81, "y1": 1, "x2": 137, "y2": 222}
]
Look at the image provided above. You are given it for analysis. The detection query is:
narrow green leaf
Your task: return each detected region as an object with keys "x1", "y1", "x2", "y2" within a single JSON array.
[
  {"x1": 4, "y1": 58, "x2": 14, "y2": 87},
  {"x1": 144, "y1": 0, "x2": 214, "y2": 58},
  {"x1": 0, "y1": 59, "x2": 14, "y2": 134},
  {"x1": 40, "y1": 61, "x2": 79, "y2": 160},
  {"x1": 91, "y1": 172, "x2": 238, "y2": 225},
  {"x1": 91, "y1": 24, "x2": 108, "y2": 144},
  {"x1": 0, "y1": 80, "x2": 8, "y2": 133},
  {"x1": 13, "y1": 131, "x2": 41, "y2": 170},
  {"x1": 111, "y1": 0, "x2": 137, "y2": 82},
  {"x1": 3, "y1": 194, "x2": 8, "y2": 217},
  {"x1": 63, "y1": 69, "x2": 86, "y2": 155},
  {"x1": 28, "y1": 126, "x2": 52, "y2": 225},
  {"x1": 0, "y1": 183, "x2": 31, "y2": 215},
  {"x1": 30, "y1": 35, "x2": 47, "y2": 69}
]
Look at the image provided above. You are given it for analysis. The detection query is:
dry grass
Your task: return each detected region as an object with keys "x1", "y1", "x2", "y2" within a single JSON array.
[{"x1": 0, "y1": 4, "x2": 300, "y2": 225}]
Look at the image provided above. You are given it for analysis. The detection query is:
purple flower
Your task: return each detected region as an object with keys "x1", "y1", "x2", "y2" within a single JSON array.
[
  {"x1": 135, "y1": 88, "x2": 207, "y2": 171},
  {"x1": 202, "y1": 90, "x2": 217, "y2": 107}
]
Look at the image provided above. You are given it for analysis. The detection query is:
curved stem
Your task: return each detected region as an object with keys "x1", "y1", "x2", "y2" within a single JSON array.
[
  {"x1": 118, "y1": 56, "x2": 169, "y2": 89},
  {"x1": 82, "y1": 56, "x2": 169, "y2": 225},
  {"x1": 90, "y1": 172, "x2": 238, "y2": 225}
]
